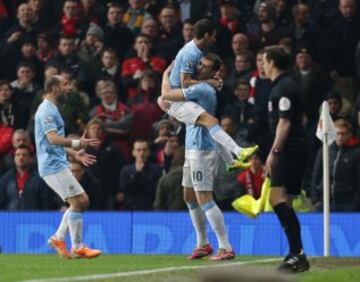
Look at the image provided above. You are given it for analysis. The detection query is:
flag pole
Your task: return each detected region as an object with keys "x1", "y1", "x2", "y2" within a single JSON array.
[{"x1": 322, "y1": 102, "x2": 330, "y2": 257}]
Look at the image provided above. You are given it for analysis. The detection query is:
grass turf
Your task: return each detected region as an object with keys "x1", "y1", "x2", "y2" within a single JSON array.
[{"x1": 0, "y1": 255, "x2": 359, "y2": 282}]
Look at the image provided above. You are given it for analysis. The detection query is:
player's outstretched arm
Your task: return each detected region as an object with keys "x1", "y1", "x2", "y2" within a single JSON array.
[{"x1": 46, "y1": 130, "x2": 100, "y2": 150}]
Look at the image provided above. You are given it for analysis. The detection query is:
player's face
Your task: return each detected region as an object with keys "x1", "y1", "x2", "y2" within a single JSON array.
[
  {"x1": 197, "y1": 58, "x2": 214, "y2": 80},
  {"x1": 58, "y1": 77, "x2": 72, "y2": 97},
  {"x1": 14, "y1": 148, "x2": 32, "y2": 169}
]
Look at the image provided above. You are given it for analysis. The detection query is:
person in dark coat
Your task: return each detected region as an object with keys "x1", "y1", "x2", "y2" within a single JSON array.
[
  {"x1": 312, "y1": 119, "x2": 360, "y2": 212},
  {"x1": 0, "y1": 145, "x2": 61, "y2": 210}
]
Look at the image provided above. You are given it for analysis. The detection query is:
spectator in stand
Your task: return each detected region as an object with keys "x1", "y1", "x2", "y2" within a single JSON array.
[
  {"x1": 150, "y1": 119, "x2": 174, "y2": 159},
  {"x1": 155, "y1": 132, "x2": 180, "y2": 173},
  {"x1": 36, "y1": 33, "x2": 56, "y2": 65},
  {"x1": 312, "y1": 119, "x2": 360, "y2": 212},
  {"x1": 275, "y1": 0, "x2": 293, "y2": 28},
  {"x1": 224, "y1": 33, "x2": 250, "y2": 71},
  {"x1": 218, "y1": 0, "x2": 244, "y2": 35},
  {"x1": 246, "y1": 0, "x2": 288, "y2": 52},
  {"x1": 141, "y1": 18, "x2": 159, "y2": 43},
  {"x1": 10, "y1": 62, "x2": 41, "y2": 123},
  {"x1": 121, "y1": 33, "x2": 166, "y2": 98},
  {"x1": 49, "y1": 35, "x2": 90, "y2": 91},
  {"x1": 0, "y1": 129, "x2": 33, "y2": 174},
  {"x1": 329, "y1": 0, "x2": 360, "y2": 103},
  {"x1": 155, "y1": 5, "x2": 183, "y2": 62},
  {"x1": 128, "y1": 70, "x2": 163, "y2": 141},
  {"x1": 227, "y1": 50, "x2": 254, "y2": 91},
  {"x1": 84, "y1": 117, "x2": 127, "y2": 210},
  {"x1": 182, "y1": 19, "x2": 194, "y2": 45},
  {"x1": 89, "y1": 80, "x2": 133, "y2": 160},
  {"x1": 123, "y1": 0, "x2": 153, "y2": 35},
  {"x1": 237, "y1": 153, "x2": 266, "y2": 200},
  {"x1": 78, "y1": 0, "x2": 106, "y2": 26},
  {"x1": 97, "y1": 48, "x2": 123, "y2": 98},
  {"x1": 213, "y1": 116, "x2": 244, "y2": 210},
  {"x1": 0, "y1": 144, "x2": 61, "y2": 211},
  {"x1": 153, "y1": 146, "x2": 187, "y2": 211},
  {"x1": 60, "y1": 0, "x2": 87, "y2": 38},
  {"x1": 102, "y1": 2, "x2": 134, "y2": 63},
  {"x1": 27, "y1": 0, "x2": 56, "y2": 34},
  {"x1": 0, "y1": 81, "x2": 27, "y2": 134},
  {"x1": 287, "y1": 3, "x2": 327, "y2": 68},
  {"x1": 78, "y1": 23, "x2": 104, "y2": 78},
  {"x1": 118, "y1": 139, "x2": 162, "y2": 211},
  {"x1": 326, "y1": 90, "x2": 351, "y2": 121},
  {"x1": 70, "y1": 161, "x2": 103, "y2": 210}
]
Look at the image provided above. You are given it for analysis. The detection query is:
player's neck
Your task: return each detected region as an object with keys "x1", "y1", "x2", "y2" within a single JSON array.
[
  {"x1": 193, "y1": 38, "x2": 205, "y2": 51},
  {"x1": 45, "y1": 94, "x2": 59, "y2": 106},
  {"x1": 270, "y1": 69, "x2": 284, "y2": 81}
]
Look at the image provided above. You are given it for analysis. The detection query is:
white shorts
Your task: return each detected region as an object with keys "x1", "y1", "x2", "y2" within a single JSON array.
[
  {"x1": 43, "y1": 168, "x2": 85, "y2": 201},
  {"x1": 167, "y1": 101, "x2": 205, "y2": 125},
  {"x1": 182, "y1": 150, "x2": 220, "y2": 192}
]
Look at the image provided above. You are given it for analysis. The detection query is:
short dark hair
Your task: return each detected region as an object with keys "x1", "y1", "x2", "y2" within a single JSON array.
[
  {"x1": 44, "y1": 75, "x2": 62, "y2": 93},
  {"x1": 193, "y1": 19, "x2": 216, "y2": 39},
  {"x1": 264, "y1": 45, "x2": 290, "y2": 70},
  {"x1": 132, "y1": 139, "x2": 149, "y2": 149},
  {"x1": 14, "y1": 144, "x2": 32, "y2": 156},
  {"x1": 204, "y1": 53, "x2": 223, "y2": 72},
  {"x1": 17, "y1": 61, "x2": 35, "y2": 72},
  {"x1": 135, "y1": 33, "x2": 151, "y2": 42},
  {"x1": 0, "y1": 79, "x2": 11, "y2": 89}
]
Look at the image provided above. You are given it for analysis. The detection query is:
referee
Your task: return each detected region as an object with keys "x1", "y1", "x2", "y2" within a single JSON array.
[{"x1": 262, "y1": 46, "x2": 310, "y2": 273}]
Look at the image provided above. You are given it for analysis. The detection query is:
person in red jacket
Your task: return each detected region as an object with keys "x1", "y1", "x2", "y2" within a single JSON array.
[
  {"x1": 237, "y1": 153, "x2": 266, "y2": 199},
  {"x1": 121, "y1": 33, "x2": 166, "y2": 98}
]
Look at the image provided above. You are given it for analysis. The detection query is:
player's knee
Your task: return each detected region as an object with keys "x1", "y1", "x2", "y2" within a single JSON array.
[
  {"x1": 76, "y1": 193, "x2": 90, "y2": 211},
  {"x1": 183, "y1": 188, "x2": 195, "y2": 204},
  {"x1": 197, "y1": 112, "x2": 218, "y2": 128}
]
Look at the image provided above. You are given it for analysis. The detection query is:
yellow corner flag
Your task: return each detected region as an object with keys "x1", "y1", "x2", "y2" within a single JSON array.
[{"x1": 232, "y1": 177, "x2": 271, "y2": 219}]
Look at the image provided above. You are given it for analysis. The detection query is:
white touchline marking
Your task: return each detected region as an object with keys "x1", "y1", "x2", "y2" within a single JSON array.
[{"x1": 22, "y1": 258, "x2": 282, "y2": 282}]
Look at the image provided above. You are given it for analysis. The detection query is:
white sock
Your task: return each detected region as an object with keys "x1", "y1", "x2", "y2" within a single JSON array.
[
  {"x1": 201, "y1": 201, "x2": 232, "y2": 251},
  {"x1": 217, "y1": 143, "x2": 236, "y2": 165},
  {"x1": 187, "y1": 201, "x2": 208, "y2": 248},
  {"x1": 54, "y1": 209, "x2": 70, "y2": 241},
  {"x1": 68, "y1": 210, "x2": 83, "y2": 250},
  {"x1": 209, "y1": 124, "x2": 243, "y2": 156}
]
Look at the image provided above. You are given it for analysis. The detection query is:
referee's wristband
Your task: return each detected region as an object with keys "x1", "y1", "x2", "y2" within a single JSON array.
[{"x1": 71, "y1": 139, "x2": 81, "y2": 149}]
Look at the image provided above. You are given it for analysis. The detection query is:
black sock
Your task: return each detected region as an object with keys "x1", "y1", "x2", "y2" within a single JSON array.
[{"x1": 273, "y1": 203, "x2": 303, "y2": 254}]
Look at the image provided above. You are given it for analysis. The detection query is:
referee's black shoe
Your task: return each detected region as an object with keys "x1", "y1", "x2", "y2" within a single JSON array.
[{"x1": 277, "y1": 252, "x2": 310, "y2": 273}]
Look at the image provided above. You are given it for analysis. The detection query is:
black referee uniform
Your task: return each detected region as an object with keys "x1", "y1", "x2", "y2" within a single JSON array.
[{"x1": 268, "y1": 72, "x2": 307, "y2": 195}]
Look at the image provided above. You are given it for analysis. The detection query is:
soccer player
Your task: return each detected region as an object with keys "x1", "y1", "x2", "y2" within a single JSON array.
[
  {"x1": 162, "y1": 53, "x2": 235, "y2": 260},
  {"x1": 34, "y1": 75, "x2": 102, "y2": 259},
  {"x1": 157, "y1": 19, "x2": 258, "y2": 170},
  {"x1": 262, "y1": 46, "x2": 310, "y2": 272}
]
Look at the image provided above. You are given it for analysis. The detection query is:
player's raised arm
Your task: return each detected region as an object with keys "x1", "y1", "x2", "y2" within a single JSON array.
[{"x1": 161, "y1": 63, "x2": 186, "y2": 101}]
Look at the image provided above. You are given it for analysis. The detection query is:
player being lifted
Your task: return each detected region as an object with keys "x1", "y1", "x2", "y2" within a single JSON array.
[
  {"x1": 162, "y1": 53, "x2": 235, "y2": 260},
  {"x1": 34, "y1": 75, "x2": 101, "y2": 259},
  {"x1": 157, "y1": 19, "x2": 258, "y2": 170}
]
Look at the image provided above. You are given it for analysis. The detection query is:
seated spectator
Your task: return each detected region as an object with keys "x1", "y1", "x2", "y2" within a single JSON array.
[
  {"x1": 222, "y1": 80, "x2": 256, "y2": 143},
  {"x1": 150, "y1": 119, "x2": 175, "y2": 158},
  {"x1": 0, "y1": 145, "x2": 61, "y2": 210},
  {"x1": 102, "y1": 2, "x2": 134, "y2": 63},
  {"x1": 11, "y1": 62, "x2": 41, "y2": 120},
  {"x1": 85, "y1": 118, "x2": 127, "y2": 210},
  {"x1": 227, "y1": 50, "x2": 254, "y2": 91},
  {"x1": 219, "y1": 0, "x2": 244, "y2": 35},
  {"x1": 213, "y1": 116, "x2": 244, "y2": 210},
  {"x1": 237, "y1": 153, "x2": 266, "y2": 200},
  {"x1": 181, "y1": 19, "x2": 194, "y2": 45},
  {"x1": 0, "y1": 129, "x2": 33, "y2": 174},
  {"x1": 141, "y1": 18, "x2": 158, "y2": 44},
  {"x1": 121, "y1": 33, "x2": 166, "y2": 98},
  {"x1": 153, "y1": 146, "x2": 187, "y2": 211},
  {"x1": 49, "y1": 35, "x2": 90, "y2": 91},
  {"x1": 28, "y1": 0, "x2": 56, "y2": 34},
  {"x1": 118, "y1": 139, "x2": 162, "y2": 211},
  {"x1": 70, "y1": 161, "x2": 103, "y2": 210},
  {"x1": 89, "y1": 80, "x2": 133, "y2": 159},
  {"x1": 129, "y1": 71, "x2": 163, "y2": 141},
  {"x1": 78, "y1": 0, "x2": 106, "y2": 26},
  {"x1": 123, "y1": 0, "x2": 153, "y2": 34},
  {"x1": 326, "y1": 90, "x2": 351, "y2": 121},
  {"x1": 154, "y1": 5, "x2": 183, "y2": 62},
  {"x1": 36, "y1": 33, "x2": 56, "y2": 64},
  {"x1": 78, "y1": 23, "x2": 104, "y2": 77},
  {"x1": 224, "y1": 33, "x2": 250, "y2": 72},
  {"x1": 60, "y1": 0, "x2": 87, "y2": 38},
  {"x1": 312, "y1": 119, "x2": 360, "y2": 211},
  {"x1": 155, "y1": 132, "x2": 180, "y2": 173}
]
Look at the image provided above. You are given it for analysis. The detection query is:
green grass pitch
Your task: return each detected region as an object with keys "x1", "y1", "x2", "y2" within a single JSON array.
[{"x1": 0, "y1": 255, "x2": 359, "y2": 282}]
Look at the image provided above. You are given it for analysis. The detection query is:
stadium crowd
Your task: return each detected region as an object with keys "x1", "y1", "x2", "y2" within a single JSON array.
[{"x1": 1, "y1": 0, "x2": 360, "y2": 212}]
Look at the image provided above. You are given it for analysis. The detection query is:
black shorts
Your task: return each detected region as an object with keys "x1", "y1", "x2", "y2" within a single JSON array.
[{"x1": 270, "y1": 138, "x2": 307, "y2": 196}]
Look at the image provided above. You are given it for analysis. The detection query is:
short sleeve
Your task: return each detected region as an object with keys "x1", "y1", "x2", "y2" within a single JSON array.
[
  {"x1": 40, "y1": 113, "x2": 58, "y2": 134},
  {"x1": 180, "y1": 53, "x2": 197, "y2": 74},
  {"x1": 183, "y1": 85, "x2": 207, "y2": 101}
]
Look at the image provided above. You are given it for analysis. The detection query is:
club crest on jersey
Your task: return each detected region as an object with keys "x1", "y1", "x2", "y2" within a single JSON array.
[
  {"x1": 184, "y1": 60, "x2": 194, "y2": 69},
  {"x1": 279, "y1": 97, "x2": 291, "y2": 111},
  {"x1": 44, "y1": 116, "x2": 53, "y2": 124}
]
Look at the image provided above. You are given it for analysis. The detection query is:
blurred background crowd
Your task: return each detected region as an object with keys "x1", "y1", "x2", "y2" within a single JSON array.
[{"x1": 1, "y1": 0, "x2": 360, "y2": 212}]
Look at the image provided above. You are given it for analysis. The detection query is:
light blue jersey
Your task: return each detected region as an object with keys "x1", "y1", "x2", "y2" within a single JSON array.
[
  {"x1": 34, "y1": 99, "x2": 69, "y2": 177},
  {"x1": 183, "y1": 83, "x2": 217, "y2": 150},
  {"x1": 169, "y1": 40, "x2": 203, "y2": 88}
]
